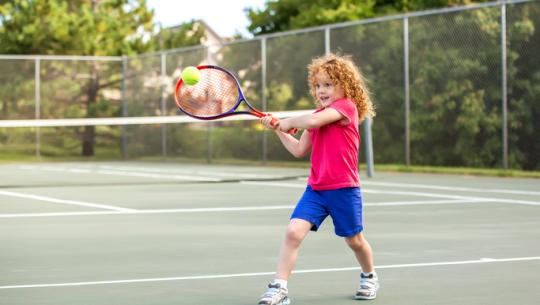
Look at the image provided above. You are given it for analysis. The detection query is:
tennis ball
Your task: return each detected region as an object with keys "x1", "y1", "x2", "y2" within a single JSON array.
[{"x1": 182, "y1": 66, "x2": 200, "y2": 86}]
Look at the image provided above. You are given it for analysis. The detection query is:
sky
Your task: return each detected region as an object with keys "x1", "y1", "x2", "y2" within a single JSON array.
[{"x1": 146, "y1": 0, "x2": 268, "y2": 38}]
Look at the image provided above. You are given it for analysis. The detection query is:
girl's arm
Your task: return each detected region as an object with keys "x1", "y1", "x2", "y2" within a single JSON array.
[
  {"x1": 260, "y1": 116, "x2": 312, "y2": 158},
  {"x1": 274, "y1": 129, "x2": 311, "y2": 158},
  {"x1": 260, "y1": 107, "x2": 344, "y2": 158},
  {"x1": 273, "y1": 108, "x2": 343, "y2": 157},
  {"x1": 278, "y1": 108, "x2": 344, "y2": 132}
]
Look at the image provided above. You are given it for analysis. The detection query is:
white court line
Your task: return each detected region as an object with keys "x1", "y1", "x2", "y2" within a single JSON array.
[
  {"x1": 96, "y1": 169, "x2": 221, "y2": 182},
  {"x1": 364, "y1": 189, "x2": 540, "y2": 206},
  {"x1": 0, "y1": 199, "x2": 484, "y2": 218},
  {"x1": 0, "y1": 190, "x2": 135, "y2": 212},
  {"x1": 1, "y1": 256, "x2": 538, "y2": 289},
  {"x1": 19, "y1": 165, "x2": 282, "y2": 178},
  {"x1": 18, "y1": 165, "x2": 279, "y2": 181},
  {"x1": 97, "y1": 165, "x2": 281, "y2": 179},
  {"x1": 0, "y1": 206, "x2": 296, "y2": 218},
  {"x1": 368, "y1": 198, "x2": 485, "y2": 206},
  {"x1": 239, "y1": 181, "x2": 308, "y2": 188},
  {"x1": 18, "y1": 165, "x2": 222, "y2": 182},
  {"x1": 1, "y1": 182, "x2": 536, "y2": 219},
  {"x1": 240, "y1": 181, "x2": 540, "y2": 206},
  {"x1": 361, "y1": 181, "x2": 540, "y2": 196},
  {"x1": 0, "y1": 181, "x2": 535, "y2": 218}
]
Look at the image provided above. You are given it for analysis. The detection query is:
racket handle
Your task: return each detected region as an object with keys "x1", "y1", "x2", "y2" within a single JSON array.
[
  {"x1": 269, "y1": 116, "x2": 279, "y2": 128},
  {"x1": 269, "y1": 116, "x2": 297, "y2": 135},
  {"x1": 287, "y1": 128, "x2": 298, "y2": 135}
]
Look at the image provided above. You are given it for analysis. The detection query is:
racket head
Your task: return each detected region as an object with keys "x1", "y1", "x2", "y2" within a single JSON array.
[{"x1": 174, "y1": 65, "x2": 260, "y2": 120}]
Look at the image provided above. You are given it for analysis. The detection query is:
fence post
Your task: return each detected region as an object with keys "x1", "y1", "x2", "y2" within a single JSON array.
[
  {"x1": 261, "y1": 38, "x2": 268, "y2": 165},
  {"x1": 206, "y1": 47, "x2": 213, "y2": 163},
  {"x1": 325, "y1": 27, "x2": 331, "y2": 55},
  {"x1": 403, "y1": 16, "x2": 411, "y2": 166},
  {"x1": 34, "y1": 57, "x2": 41, "y2": 158},
  {"x1": 121, "y1": 56, "x2": 128, "y2": 159},
  {"x1": 501, "y1": 3, "x2": 508, "y2": 169},
  {"x1": 160, "y1": 52, "x2": 167, "y2": 159}
]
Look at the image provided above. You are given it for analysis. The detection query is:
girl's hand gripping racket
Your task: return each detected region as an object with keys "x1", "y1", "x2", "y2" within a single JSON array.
[{"x1": 174, "y1": 65, "x2": 297, "y2": 134}]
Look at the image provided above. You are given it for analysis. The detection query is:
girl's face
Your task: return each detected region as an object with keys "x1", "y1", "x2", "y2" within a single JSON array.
[{"x1": 314, "y1": 71, "x2": 345, "y2": 107}]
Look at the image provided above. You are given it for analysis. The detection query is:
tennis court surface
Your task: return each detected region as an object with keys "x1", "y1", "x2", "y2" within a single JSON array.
[{"x1": 1, "y1": 161, "x2": 539, "y2": 305}]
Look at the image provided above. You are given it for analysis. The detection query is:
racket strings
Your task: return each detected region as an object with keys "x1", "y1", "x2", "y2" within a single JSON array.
[{"x1": 176, "y1": 69, "x2": 239, "y2": 117}]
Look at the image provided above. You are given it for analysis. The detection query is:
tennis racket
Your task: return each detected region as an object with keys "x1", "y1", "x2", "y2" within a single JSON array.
[{"x1": 174, "y1": 65, "x2": 296, "y2": 134}]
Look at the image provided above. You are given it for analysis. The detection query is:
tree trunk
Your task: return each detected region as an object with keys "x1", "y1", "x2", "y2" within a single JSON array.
[
  {"x1": 2, "y1": 99, "x2": 7, "y2": 117},
  {"x1": 82, "y1": 61, "x2": 99, "y2": 156},
  {"x1": 82, "y1": 1, "x2": 101, "y2": 156}
]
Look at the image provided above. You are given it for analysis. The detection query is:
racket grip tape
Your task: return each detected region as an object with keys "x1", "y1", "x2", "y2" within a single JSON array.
[
  {"x1": 269, "y1": 116, "x2": 297, "y2": 135},
  {"x1": 269, "y1": 116, "x2": 279, "y2": 127},
  {"x1": 287, "y1": 128, "x2": 298, "y2": 135}
]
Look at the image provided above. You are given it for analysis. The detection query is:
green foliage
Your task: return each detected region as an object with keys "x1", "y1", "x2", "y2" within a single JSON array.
[
  {"x1": 506, "y1": 2, "x2": 540, "y2": 170},
  {"x1": 0, "y1": 60, "x2": 35, "y2": 119},
  {"x1": 246, "y1": 0, "x2": 493, "y2": 35},
  {"x1": 405, "y1": 5, "x2": 539, "y2": 170},
  {"x1": 247, "y1": 0, "x2": 375, "y2": 35},
  {"x1": 408, "y1": 8, "x2": 502, "y2": 167},
  {"x1": 0, "y1": 0, "x2": 537, "y2": 170},
  {"x1": 332, "y1": 20, "x2": 405, "y2": 164},
  {"x1": 0, "y1": 0, "x2": 154, "y2": 56},
  {"x1": 0, "y1": 0, "x2": 157, "y2": 155},
  {"x1": 151, "y1": 21, "x2": 206, "y2": 50},
  {"x1": 242, "y1": 0, "x2": 539, "y2": 170},
  {"x1": 0, "y1": 0, "x2": 206, "y2": 54}
]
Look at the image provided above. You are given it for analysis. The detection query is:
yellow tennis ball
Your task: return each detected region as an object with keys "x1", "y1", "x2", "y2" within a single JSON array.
[{"x1": 182, "y1": 66, "x2": 200, "y2": 86}]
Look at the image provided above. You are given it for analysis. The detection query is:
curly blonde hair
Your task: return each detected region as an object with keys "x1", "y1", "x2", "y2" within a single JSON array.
[{"x1": 307, "y1": 53, "x2": 375, "y2": 122}]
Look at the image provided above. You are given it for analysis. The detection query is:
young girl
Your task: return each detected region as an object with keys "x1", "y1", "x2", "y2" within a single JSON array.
[{"x1": 257, "y1": 53, "x2": 378, "y2": 305}]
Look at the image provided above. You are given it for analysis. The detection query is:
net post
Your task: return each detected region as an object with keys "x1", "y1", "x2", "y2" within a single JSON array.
[{"x1": 364, "y1": 117, "x2": 375, "y2": 178}]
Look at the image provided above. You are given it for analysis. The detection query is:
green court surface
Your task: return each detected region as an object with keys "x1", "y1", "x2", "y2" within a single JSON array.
[{"x1": 0, "y1": 162, "x2": 539, "y2": 305}]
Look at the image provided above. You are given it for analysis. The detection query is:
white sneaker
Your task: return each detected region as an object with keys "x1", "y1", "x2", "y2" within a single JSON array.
[
  {"x1": 355, "y1": 273, "x2": 379, "y2": 300},
  {"x1": 258, "y1": 283, "x2": 291, "y2": 305}
]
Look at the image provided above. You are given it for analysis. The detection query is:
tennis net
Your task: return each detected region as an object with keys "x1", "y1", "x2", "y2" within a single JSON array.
[
  {"x1": 0, "y1": 110, "x2": 312, "y2": 161},
  {"x1": 0, "y1": 111, "x2": 317, "y2": 187}
]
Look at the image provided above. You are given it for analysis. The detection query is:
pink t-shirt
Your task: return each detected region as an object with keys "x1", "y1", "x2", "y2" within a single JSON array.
[{"x1": 307, "y1": 98, "x2": 360, "y2": 190}]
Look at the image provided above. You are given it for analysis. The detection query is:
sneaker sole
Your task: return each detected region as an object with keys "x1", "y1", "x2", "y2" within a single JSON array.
[
  {"x1": 280, "y1": 297, "x2": 291, "y2": 305},
  {"x1": 258, "y1": 297, "x2": 291, "y2": 305},
  {"x1": 354, "y1": 294, "x2": 376, "y2": 300}
]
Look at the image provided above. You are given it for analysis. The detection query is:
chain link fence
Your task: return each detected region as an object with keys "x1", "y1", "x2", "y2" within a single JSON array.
[{"x1": 0, "y1": 0, "x2": 538, "y2": 170}]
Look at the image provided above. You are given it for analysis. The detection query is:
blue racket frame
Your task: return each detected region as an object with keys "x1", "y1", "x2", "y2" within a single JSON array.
[{"x1": 174, "y1": 65, "x2": 266, "y2": 120}]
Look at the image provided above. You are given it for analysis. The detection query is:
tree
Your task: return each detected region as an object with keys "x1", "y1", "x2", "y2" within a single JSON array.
[
  {"x1": 246, "y1": 0, "x2": 376, "y2": 35},
  {"x1": 151, "y1": 21, "x2": 206, "y2": 51},
  {"x1": 243, "y1": 0, "x2": 538, "y2": 170},
  {"x1": 506, "y1": 2, "x2": 540, "y2": 170},
  {"x1": 0, "y1": 0, "x2": 155, "y2": 156},
  {"x1": 245, "y1": 0, "x2": 493, "y2": 35},
  {"x1": 0, "y1": 0, "x2": 154, "y2": 56}
]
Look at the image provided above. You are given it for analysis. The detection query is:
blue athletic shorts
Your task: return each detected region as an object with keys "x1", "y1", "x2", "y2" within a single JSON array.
[{"x1": 291, "y1": 185, "x2": 363, "y2": 237}]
